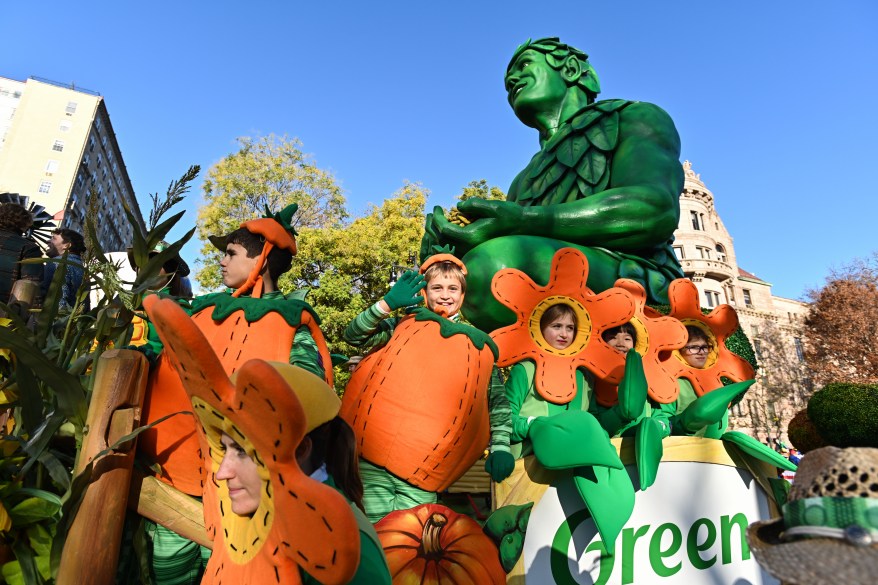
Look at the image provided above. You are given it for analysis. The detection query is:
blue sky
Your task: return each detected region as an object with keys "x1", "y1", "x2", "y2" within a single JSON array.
[{"x1": 3, "y1": 1, "x2": 876, "y2": 301}]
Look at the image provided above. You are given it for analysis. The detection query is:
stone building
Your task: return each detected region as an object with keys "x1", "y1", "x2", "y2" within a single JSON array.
[
  {"x1": 673, "y1": 161, "x2": 811, "y2": 446},
  {"x1": 0, "y1": 76, "x2": 145, "y2": 252}
]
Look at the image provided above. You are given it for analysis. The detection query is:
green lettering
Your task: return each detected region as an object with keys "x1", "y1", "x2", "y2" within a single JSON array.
[
  {"x1": 720, "y1": 513, "x2": 750, "y2": 564},
  {"x1": 687, "y1": 517, "x2": 717, "y2": 570},
  {"x1": 648, "y1": 522, "x2": 682, "y2": 577},
  {"x1": 585, "y1": 540, "x2": 615, "y2": 585},
  {"x1": 622, "y1": 524, "x2": 650, "y2": 585}
]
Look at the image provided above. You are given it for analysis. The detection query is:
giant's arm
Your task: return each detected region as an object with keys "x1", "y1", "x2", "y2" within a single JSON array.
[{"x1": 429, "y1": 103, "x2": 682, "y2": 254}]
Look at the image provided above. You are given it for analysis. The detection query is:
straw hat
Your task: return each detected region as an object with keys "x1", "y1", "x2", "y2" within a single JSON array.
[{"x1": 747, "y1": 446, "x2": 878, "y2": 584}]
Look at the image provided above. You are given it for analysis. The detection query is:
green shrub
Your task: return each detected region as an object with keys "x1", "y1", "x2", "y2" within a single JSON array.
[
  {"x1": 787, "y1": 408, "x2": 826, "y2": 453},
  {"x1": 808, "y1": 383, "x2": 878, "y2": 448}
]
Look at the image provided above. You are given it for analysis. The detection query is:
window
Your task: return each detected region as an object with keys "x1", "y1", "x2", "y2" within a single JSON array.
[
  {"x1": 794, "y1": 338, "x2": 805, "y2": 362},
  {"x1": 716, "y1": 244, "x2": 727, "y2": 262},
  {"x1": 697, "y1": 246, "x2": 711, "y2": 259},
  {"x1": 66, "y1": 101, "x2": 77, "y2": 115},
  {"x1": 704, "y1": 290, "x2": 721, "y2": 308},
  {"x1": 45, "y1": 160, "x2": 59, "y2": 173},
  {"x1": 690, "y1": 210, "x2": 702, "y2": 230},
  {"x1": 76, "y1": 173, "x2": 85, "y2": 187},
  {"x1": 101, "y1": 134, "x2": 108, "y2": 148},
  {"x1": 89, "y1": 135, "x2": 96, "y2": 151},
  {"x1": 727, "y1": 287, "x2": 736, "y2": 303},
  {"x1": 673, "y1": 246, "x2": 684, "y2": 261},
  {"x1": 52, "y1": 140, "x2": 64, "y2": 152},
  {"x1": 59, "y1": 120, "x2": 71, "y2": 132},
  {"x1": 38, "y1": 181, "x2": 52, "y2": 193},
  {"x1": 743, "y1": 289, "x2": 752, "y2": 306}
]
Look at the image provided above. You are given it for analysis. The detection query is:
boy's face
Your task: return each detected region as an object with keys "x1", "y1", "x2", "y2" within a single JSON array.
[
  {"x1": 220, "y1": 243, "x2": 259, "y2": 290},
  {"x1": 682, "y1": 338, "x2": 711, "y2": 368},
  {"x1": 606, "y1": 331, "x2": 635, "y2": 354},
  {"x1": 425, "y1": 274, "x2": 463, "y2": 316}
]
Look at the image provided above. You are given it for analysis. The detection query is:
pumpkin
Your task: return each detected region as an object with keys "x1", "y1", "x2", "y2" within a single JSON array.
[
  {"x1": 143, "y1": 295, "x2": 360, "y2": 585},
  {"x1": 139, "y1": 295, "x2": 333, "y2": 496},
  {"x1": 340, "y1": 308, "x2": 497, "y2": 492},
  {"x1": 376, "y1": 504, "x2": 506, "y2": 585}
]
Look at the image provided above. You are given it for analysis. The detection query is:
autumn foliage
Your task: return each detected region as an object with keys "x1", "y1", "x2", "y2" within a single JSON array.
[{"x1": 804, "y1": 254, "x2": 878, "y2": 386}]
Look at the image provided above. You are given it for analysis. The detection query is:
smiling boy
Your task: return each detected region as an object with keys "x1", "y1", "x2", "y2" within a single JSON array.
[{"x1": 342, "y1": 253, "x2": 513, "y2": 522}]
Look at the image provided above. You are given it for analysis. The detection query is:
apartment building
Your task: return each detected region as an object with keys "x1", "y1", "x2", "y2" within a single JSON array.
[{"x1": 0, "y1": 76, "x2": 145, "y2": 252}]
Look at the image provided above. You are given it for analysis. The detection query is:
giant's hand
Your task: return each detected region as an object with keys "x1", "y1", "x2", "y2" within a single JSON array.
[{"x1": 422, "y1": 200, "x2": 525, "y2": 258}]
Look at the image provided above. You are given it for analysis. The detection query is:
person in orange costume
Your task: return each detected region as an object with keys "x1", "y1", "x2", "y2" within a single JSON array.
[{"x1": 137, "y1": 204, "x2": 333, "y2": 584}]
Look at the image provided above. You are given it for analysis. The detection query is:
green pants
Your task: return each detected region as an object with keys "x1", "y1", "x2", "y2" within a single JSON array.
[{"x1": 359, "y1": 459, "x2": 437, "y2": 523}]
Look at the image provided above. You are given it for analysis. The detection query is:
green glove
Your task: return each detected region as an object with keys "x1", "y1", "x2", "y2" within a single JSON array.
[
  {"x1": 383, "y1": 270, "x2": 426, "y2": 310},
  {"x1": 529, "y1": 412, "x2": 623, "y2": 470},
  {"x1": 485, "y1": 451, "x2": 515, "y2": 482}
]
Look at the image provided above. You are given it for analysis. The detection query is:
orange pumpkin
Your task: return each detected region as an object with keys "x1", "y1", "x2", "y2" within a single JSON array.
[
  {"x1": 376, "y1": 504, "x2": 506, "y2": 585},
  {"x1": 340, "y1": 308, "x2": 497, "y2": 493}
]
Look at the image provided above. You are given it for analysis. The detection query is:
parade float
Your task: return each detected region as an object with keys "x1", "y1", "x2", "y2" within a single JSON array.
[{"x1": 0, "y1": 37, "x2": 816, "y2": 585}]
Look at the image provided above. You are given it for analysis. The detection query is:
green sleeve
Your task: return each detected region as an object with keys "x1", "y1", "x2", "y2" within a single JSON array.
[
  {"x1": 650, "y1": 400, "x2": 676, "y2": 436},
  {"x1": 289, "y1": 327, "x2": 326, "y2": 380},
  {"x1": 487, "y1": 367, "x2": 512, "y2": 454},
  {"x1": 506, "y1": 363, "x2": 534, "y2": 443},
  {"x1": 342, "y1": 302, "x2": 399, "y2": 352}
]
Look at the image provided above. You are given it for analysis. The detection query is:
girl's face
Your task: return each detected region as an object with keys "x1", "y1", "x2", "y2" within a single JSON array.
[
  {"x1": 216, "y1": 433, "x2": 263, "y2": 516},
  {"x1": 606, "y1": 331, "x2": 635, "y2": 354},
  {"x1": 542, "y1": 313, "x2": 576, "y2": 350}
]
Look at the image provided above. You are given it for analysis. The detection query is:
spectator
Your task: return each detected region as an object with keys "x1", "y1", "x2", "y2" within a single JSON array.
[
  {"x1": 41, "y1": 228, "x2": 88, "y2": 311},
  {"x1": 0, "y1": 203, "x2": 43, "y2": 305}
]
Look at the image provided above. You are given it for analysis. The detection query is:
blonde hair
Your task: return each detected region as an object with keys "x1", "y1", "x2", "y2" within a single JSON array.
[{"x1": 423, "y1": 261, "x2": 467, "y2": 293}]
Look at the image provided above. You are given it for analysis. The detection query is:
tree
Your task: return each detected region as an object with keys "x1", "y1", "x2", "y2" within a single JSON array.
[
  {"x1": 804, "y1": 252, "x2": 878, "y2": 386},
  {"x1": 195, "y1": 134, "x2": 347, "y2": 289},
  {"x1": 457, "y1": 179, "x2": 506, "y2": 202},
  {"x1": 194, "y1": 137, "x2": 428, "y2": 389}
]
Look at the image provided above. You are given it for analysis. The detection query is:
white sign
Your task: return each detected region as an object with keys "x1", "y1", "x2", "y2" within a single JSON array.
[{"x1": 523, "y1": 462, "x2": 779, "y2": 584}]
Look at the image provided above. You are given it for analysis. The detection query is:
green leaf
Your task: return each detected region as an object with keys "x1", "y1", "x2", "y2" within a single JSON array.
[
  {"x1": 585, "y1": 111, "x2": 620, "y2": 151},
  {"x1": 576, "y1": 150, "x2": 607, "y2": 185},
  {"x1": 9, "y1": 497, "x2": 61, "y2": 527},
  {"x1": 0, "y1": 329, "x2": 86, "y2": 425},
  {"x1": 14, "y1": 362, "x2": 44, "y2": 437},
  {"x1": 36, "y1": 450, "x2": 71, "y2": 492},
  {"x1": 555, "y1": 134, "x2": 589, "y2": 168},
  {"x1": 143, "y1": 210, "x2": 186, "y2": 253}
]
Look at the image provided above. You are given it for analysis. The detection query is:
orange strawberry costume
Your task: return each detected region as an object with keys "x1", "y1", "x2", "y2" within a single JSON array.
[{"x1": 143, "y1": 295, "x2": 361, "y2": 585}]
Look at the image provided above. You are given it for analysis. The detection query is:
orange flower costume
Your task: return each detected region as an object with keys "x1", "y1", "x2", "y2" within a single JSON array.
[{"x1": 143, "y1": 295, "x2": 360, "y2": 585}]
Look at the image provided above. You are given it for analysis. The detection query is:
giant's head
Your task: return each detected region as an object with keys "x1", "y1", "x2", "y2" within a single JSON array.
[{"x1": 504, "y1": 37, "x2": 601, "y2": 128}]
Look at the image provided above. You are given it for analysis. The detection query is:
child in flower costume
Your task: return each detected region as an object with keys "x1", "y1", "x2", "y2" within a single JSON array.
[
  {"x1": 143, "y1": 295, "x2": 390, "y2": 584},
  {"x1": 340, "y1": 250, "x2": 514, "y2": 523},
  {"x1": 137, "y1": 204, "x2": 334, "y2": 584}
]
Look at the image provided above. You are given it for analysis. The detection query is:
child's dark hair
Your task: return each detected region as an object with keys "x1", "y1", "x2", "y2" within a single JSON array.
[
  {"x1": 601, "y1": 323, "x2": 638, "y2": 345},
  {"x1": 303, "y1": 417, "x2": 364, "y2": 512},
  {"x1": 540, "y1": 303, "x2": 577, "y2": 331},
  {"x1": 226, "y1": 227, "x2": 293, "y2": 283},
  {"x1": 685, "y1": 325, "x2": 710, "y2": 345},
  {"x1": 52, "y1": 228, "x2": 87, "y2": 255}
]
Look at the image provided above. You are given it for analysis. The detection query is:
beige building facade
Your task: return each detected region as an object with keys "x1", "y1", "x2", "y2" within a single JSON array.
[
  {"x1": 0, "y1": 76, "x2": 144, "y2": 252},
  {"x1": 673, "y1": 161, "x2": 811, "y2": 446}
]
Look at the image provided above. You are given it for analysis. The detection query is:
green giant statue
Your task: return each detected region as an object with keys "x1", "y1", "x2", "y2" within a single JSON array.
[{"x1": 422, "y1": 38, "x2": 685, "y2": 332}]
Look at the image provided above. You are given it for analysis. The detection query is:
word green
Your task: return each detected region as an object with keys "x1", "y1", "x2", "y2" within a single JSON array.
[{"x1": 551, "y1": 510, "x2": 751, "y2": 584}]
